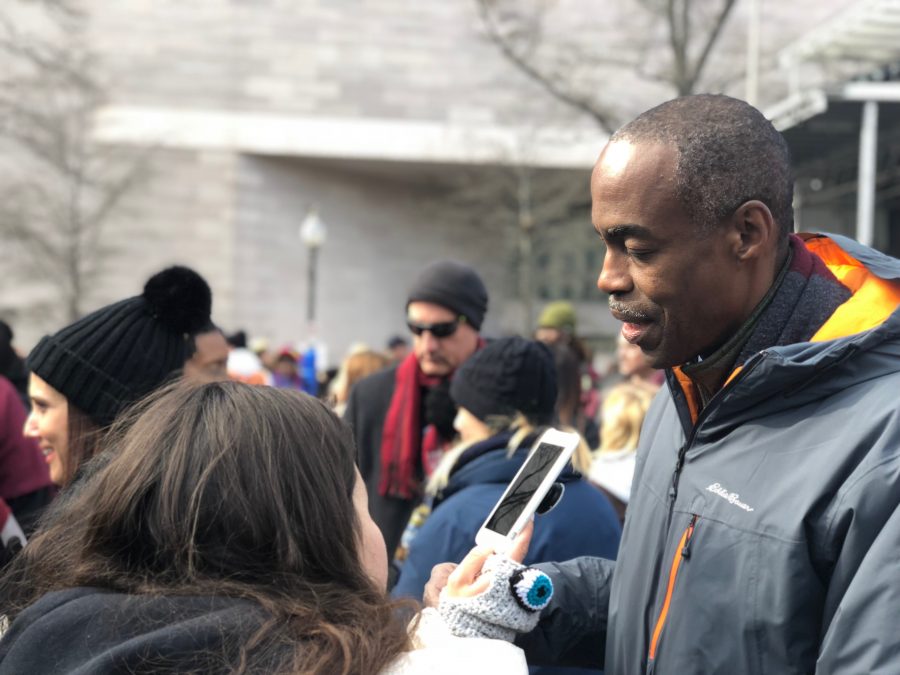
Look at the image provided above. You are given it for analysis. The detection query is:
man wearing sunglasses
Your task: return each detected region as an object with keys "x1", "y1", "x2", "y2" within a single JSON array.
[{"x1": 345, "y1": 260, "x2": 489, "y2": 565}]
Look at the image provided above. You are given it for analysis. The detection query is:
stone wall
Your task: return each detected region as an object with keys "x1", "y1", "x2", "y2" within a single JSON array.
[
  {"x1": 0, "y1": 147, "x2": 239, "y2": 348},
  {"x1": 230, "y1": 155, "x2": 520, "y2": 360},
  {"x1": 5, "y1": 0, "x2": 852, "y2": 358},
  {"x1": 85, "y1": 0, "x2": 581, "y2": 129}
]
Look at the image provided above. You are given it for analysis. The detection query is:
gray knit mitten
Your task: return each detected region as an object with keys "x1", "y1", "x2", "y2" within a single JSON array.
[{"x1": 437, "y1": 555, "x2": 554, "y2": 642}]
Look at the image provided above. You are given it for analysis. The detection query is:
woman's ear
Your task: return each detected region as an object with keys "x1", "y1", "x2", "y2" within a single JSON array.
[{"x1": 729, "y1": 200, "x2": 778, "y2": 262}]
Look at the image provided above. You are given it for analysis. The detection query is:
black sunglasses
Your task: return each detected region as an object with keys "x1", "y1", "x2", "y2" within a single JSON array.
[{"x1": 407, "y1": 315, "x2": 466, "y2": 338}]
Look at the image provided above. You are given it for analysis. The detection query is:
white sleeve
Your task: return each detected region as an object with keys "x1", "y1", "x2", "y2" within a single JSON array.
[
  {"x1": 382, "y1": 608, "x2": 529, "y2": 675},
  {"x1": 1, "y1": 512, "x2": 25, "y2": 548}
]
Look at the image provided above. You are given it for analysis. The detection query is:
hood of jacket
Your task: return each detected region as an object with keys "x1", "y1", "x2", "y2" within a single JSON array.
[
  {"x1": 0, "y1": 587, "x2": 279, "y2": 674},
  {"x1": 672, "y1": 233, "x2": 900, "y2": 443}
]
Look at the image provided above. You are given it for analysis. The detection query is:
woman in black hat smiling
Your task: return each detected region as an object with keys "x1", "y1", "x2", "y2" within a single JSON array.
[{"x1": 23, "y1": 266, "x2": 212, "y2": 487}]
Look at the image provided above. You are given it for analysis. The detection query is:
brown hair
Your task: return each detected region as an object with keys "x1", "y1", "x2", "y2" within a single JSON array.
[
  {"x1": 548, "y1": 342, "x2": 585, "y2": 432},
  {"x1": 334, "y1": 350, "x2": 390, "y2": 405},
  {"x1": 60, "y1": 403, "x2": 102, "y2": 486},
  {"x1": 2, "y1": 381, "x2": 411, "y2": 674}
]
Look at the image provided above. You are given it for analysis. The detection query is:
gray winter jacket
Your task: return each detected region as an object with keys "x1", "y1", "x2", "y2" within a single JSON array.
[{"x1": 520, "y1": 234, "x2": 900, "y2": 674}]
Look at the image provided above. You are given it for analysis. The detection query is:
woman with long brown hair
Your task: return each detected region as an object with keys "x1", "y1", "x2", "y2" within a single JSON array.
[{"x1": 0, "y1": 382, "x2": 540, "y2": 674}]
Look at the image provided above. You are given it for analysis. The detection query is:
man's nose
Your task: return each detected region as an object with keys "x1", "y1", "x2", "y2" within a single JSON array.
[
  {"x1": 420, "y1": 331, "x2": 440, "y2": 351},
  {"x1": 597, "y1": 249, "x2": 632, "y2": 295}
]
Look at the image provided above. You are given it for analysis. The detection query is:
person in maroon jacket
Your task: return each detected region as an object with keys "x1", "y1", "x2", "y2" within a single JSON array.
[{"x1": 0, "y1": 376, "x2": 53, "y2": 536}]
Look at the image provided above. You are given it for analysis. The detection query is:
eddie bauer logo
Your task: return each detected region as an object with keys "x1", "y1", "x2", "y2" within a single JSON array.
[{"x1": 706, "y1": 483, "x2": 755, "y2": 512}]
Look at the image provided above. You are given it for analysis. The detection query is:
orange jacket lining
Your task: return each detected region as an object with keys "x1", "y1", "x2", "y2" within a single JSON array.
[{"x1": 673, "y1": 235, "x2": 900, "y2": 423}]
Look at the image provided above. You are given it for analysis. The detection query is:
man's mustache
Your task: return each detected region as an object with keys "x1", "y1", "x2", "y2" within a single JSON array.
[
  {"x1": 420, "y1": 352, "x2": 451, "y2": 366},
  {"x1": 608, "y1": 300, "x2": 653, "y2": 323}
]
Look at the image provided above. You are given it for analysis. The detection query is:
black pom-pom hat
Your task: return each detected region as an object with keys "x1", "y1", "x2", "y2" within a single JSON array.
[{"x1": 27, "y1": 266, "x2": 212, "y2": 427}]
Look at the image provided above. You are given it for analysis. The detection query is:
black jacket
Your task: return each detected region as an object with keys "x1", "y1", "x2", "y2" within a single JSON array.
[
  {"x1": 344, "y1": 364, "x2": 421, "y2": 558},
  {"x1": 0, "y1": 587, "x2": 284, "y2": 674}
]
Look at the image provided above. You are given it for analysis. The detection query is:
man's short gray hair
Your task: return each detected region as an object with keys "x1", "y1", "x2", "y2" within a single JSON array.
[{"x1": 611, "y1": 94, "x2": 794, "y2": 240}]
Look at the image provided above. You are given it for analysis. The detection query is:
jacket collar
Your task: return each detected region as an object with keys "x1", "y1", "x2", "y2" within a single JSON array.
[{"x1": 667, "y1": 233, "x2": 900, "y2": 439}]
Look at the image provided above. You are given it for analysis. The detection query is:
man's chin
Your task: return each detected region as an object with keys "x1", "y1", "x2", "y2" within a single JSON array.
[
  {"x1": 418, "y1": 360, "x2": 452, "y2": 377},
  {"x1": 632, "y1": 334, "x2": 670, "y2": 370},
  {"x1": 641, "y1": 342, "x2": 686, "y2": 371},
  {"x1": 645, "y1": 353, "x2": 670, "y2": 370}
]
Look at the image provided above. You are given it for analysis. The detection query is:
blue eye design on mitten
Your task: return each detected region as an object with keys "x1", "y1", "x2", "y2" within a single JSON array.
[{"x1": 509, "y1": 568, "x2": 554, "y2": 612}]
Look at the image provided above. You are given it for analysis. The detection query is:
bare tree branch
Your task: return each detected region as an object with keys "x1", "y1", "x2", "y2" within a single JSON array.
[
  {"x1": 475, "y1": 0, "x2": 618, "y2": 132},
  {"x1": 476, "y1": 0, "x2": 741, "y2": 117},
  {"x1": 0, "y1": 0, "x2": 147, "y2": 321},
  {"x1": 666, "y1": 0, "x2": 685, "y2": 93},
  {"x1": 688, "y1": 0, "x2": 738, "y2": 94}
]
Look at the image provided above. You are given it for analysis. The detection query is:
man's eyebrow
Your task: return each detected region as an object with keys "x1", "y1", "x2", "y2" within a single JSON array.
[{"x1": 604, "y1": 224, "x2": 654, "y2": 240}]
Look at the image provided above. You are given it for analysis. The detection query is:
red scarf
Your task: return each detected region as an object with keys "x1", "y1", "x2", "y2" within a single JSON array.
[
  {"x1": 378, "y1": 353, "x2": 445, "y2": 499},
  {"x1": 0, "y1": 497, "x2": 10, "y2": 532}
]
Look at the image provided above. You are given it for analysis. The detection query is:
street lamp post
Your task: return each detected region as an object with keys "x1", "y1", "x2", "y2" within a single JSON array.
[{"x1": 299, "y1": 208, "x2": 327, "y2": 326}]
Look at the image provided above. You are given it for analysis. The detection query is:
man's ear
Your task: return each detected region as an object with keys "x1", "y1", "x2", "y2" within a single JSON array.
[{"x1": 729, "y1": 200, "x2": 777, "y2": 262}]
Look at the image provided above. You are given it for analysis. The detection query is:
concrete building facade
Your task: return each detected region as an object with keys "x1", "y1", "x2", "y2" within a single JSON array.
[
  {"x1": 0, "y1": 0, "x2": 863, "y2": 363},
  {"x1": 2, "y1": 0, "x2": 615, "y2": 361}
]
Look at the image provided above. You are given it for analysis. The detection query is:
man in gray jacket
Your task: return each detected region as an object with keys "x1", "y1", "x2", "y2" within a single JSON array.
[{"x1": 428, "y1": 94, "x2": 900, "y2": 673}]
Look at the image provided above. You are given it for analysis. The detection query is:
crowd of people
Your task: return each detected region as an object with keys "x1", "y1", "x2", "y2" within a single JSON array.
[
  {"x1": 0, "y1": 93, "x2": 899, "y2": 673},
  {"x1": 0, "y1": 243, "x2": 647, "y2": 675}
]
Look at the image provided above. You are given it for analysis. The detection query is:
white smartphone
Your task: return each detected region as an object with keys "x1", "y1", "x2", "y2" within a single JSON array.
[{"x1": 475, "y1": 427, "x2": 580, "y2": 553}]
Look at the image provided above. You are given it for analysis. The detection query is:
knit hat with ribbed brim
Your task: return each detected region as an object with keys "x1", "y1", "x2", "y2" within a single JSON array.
[
  {"x1": 451, "y1": 337, "x2": 557, "y2": 426},
  {"x1": 27, "y1": 266, "x2": 212, "y2": 428},
  {"x1": 406, "y1": 260, "x2": 488, "y2": 330},
  {"x1": 538, "y1": 301, "x2": 577, "y2": 334}
]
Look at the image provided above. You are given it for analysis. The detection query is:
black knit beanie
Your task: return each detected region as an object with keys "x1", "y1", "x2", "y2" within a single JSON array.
[
  {"x1": 27, "y1": 266, "x2": 212, "y2": 428},
  {"x1": 451, "y1": 337, "x2": 557, "y2": 426},
  {"x1": 406, "y1": 260, "x2": 488, "y2": 330}
]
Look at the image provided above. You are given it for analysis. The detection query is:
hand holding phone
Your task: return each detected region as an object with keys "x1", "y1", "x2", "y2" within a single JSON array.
[
  {"x1": 443, "y1": 520, "x2": 534, "y2": 601},
  {"x1": 474, "y1": 428, "x2": 580, "y2": 554}
]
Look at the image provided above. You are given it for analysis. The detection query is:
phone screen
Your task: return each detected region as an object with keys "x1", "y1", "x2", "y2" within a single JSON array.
[{"x1": 484, "y1": 441, "x2": 565, "y2": 535}]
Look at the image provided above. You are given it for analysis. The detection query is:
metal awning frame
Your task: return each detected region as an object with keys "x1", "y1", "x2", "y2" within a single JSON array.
[
  {"x1": 764, "y1": 0, "x2": 900, "y2": 246},
  {"x1": 779, "y1": 0, "x2": 900, "y2": 82}
]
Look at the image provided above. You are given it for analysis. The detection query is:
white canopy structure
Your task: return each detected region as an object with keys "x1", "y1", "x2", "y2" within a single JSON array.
[
  {"x1": 780, "y1": 0, "x2": 900, "y2": 72},
  {"x1": 766, "y1": 0, "x2": 900, "y2": 247}
]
